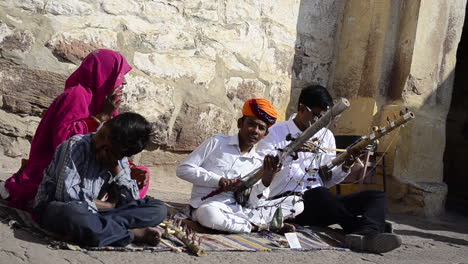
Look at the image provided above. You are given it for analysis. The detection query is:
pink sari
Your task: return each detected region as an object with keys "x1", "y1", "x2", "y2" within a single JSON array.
[{"x1": 5, "y1": 49, "x2": 149, "y2": 210}]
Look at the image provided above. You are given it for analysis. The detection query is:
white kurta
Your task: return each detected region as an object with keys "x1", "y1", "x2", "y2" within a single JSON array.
[
  {"x1": 256, "y1": 118, "x2": 350, "y2": 198},
  {"x1": 176, "y1": 134, "x2": 303, "y2": 233}
]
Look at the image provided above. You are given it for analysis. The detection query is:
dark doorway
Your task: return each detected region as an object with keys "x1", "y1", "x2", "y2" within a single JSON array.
[{"x1": 443, "y1": 3, "x2": 468, "y2": 216}]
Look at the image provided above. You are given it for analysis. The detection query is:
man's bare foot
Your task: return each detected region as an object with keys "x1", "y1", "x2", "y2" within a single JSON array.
[
  {"x1": 129, "y1": 227, "x2": 161, "y2": 246},
  {"x1": 270, "y1": 223, "x2": 296, "y2": 234},
  {"x1": 251, "y1": 224, "x2": 269, "y2": 232},
  {"x1": 278, "y1": 223, "x2": 296, "y2": 234},
  {"x1": 252, "y1": 223, "x2": 296, "y2": 234}
]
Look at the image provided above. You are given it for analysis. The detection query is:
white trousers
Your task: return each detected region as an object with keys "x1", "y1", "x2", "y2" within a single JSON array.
[{"x1": 192, "y1": 196, "x2": 304, "y2": 233}]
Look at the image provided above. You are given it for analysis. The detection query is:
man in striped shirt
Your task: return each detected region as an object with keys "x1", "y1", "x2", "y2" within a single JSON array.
[{"x1": 34, "y1": 112, "x2": 167, "y2": 247}]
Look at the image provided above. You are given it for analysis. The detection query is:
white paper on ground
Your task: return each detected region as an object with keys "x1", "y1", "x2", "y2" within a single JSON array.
[{"x1": 285, "y1": 232, "x2": 302, "y2": 249}]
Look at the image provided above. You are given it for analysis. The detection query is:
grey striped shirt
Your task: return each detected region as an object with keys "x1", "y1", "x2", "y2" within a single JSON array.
[{"x1": 34, "y1": 133, "x2": 140, "y2": 213}]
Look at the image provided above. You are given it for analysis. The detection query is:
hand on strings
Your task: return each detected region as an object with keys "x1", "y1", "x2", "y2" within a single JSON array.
[
  {"x1": 342, "y1": 148, "x2": 363, "y2": 172},
  {"x1": 218, "y1": 178, "x2": 241, "y2": 192},
  {"x1": 96, "y1": 86, "x2": 123, "y2": 122},
  {"x1": 262, "y1": 155, "x2": 281, "y2": 187},
  {"x1": 318, "y1": 165, "x2": 332, "y2": 182},
  {"x1": 130, "y1": 166, "x2": 149, "y2": 189},
  {"x1": 297, "y1": 138, "x2": 320, "y2": 153}
]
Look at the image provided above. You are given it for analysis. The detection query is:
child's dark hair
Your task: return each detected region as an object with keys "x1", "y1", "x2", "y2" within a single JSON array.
[
  {"x1": 298, "y1": 85, "x2": 333, "y2": 110},
  {"x1": 107, "y1": 112, "x2": 153, "y2": 157}
]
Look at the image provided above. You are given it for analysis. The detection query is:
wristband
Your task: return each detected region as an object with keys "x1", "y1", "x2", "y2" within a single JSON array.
[{"x1": 90, "y1": 116, "x2": 102, "y2": 125}]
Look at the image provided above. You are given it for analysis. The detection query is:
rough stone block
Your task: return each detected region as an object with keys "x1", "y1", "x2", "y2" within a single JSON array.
[
  {"x1": 134, "y1": 52, "x2": 216, "y2": 85},
  {"x1": 169, "y1": 103, "x2": 233, "y2": 151},
  {"x1": 0, "y1": 60, "x2": 65, "y2": 116}
]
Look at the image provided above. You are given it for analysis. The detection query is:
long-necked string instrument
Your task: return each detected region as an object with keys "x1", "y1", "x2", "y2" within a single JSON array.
[
  {"x1": 317, "y1": 109, "x2": 415, "y2": 175},
  {"x1": 200, "y1": 98, "x2": 351, "y2": 205}
]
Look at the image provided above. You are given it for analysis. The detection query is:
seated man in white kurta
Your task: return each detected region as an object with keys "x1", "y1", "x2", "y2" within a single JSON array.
[
  {"x1": 256, "y1": 85, "x2": 402, "y2": 253},
  {"x1": 176, "y1": 98, "x2": 303, "y2": 233}
]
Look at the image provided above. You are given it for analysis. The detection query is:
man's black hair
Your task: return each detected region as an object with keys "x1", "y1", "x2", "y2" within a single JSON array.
[
  {"x1": 297, "y1": 85, "x2": 333, "y2": 110},
  {"x1": 107, "y1": 112, "x2": 153, "y2": 157}
]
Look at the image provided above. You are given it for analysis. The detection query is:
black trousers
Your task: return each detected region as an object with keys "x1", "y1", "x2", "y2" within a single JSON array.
[
  {"x1": 294, "y1": 187, "x2": 386, "y2": 234},
  {"x1": 37, "y1": 198, "x2": 167, "y2": 247}
]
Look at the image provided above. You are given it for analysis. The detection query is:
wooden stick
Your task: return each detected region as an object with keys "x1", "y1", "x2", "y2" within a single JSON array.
[
  {"x1": 160, "y1": 239, "x2": 183, "y2": 253},
  {"x1": 160, "y1": 220, "x2": 206, "y2": 256}
]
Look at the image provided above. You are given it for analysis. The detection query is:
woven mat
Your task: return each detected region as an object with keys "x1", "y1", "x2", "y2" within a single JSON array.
[{"x1": 0, "y1": 198, "x2": 348, "y2": 254}]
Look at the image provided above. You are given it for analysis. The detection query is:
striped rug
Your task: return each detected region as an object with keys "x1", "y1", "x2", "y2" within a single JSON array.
[
  {"x1": 198, "y1": 230, "x2": 345, "y2": 252},
  {"x1": 0, "y1": 199, "x2": 347, "y2": 254}
]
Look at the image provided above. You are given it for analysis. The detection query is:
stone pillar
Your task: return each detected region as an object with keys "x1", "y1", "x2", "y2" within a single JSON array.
[
  {"x1": 330, "y1": 0, "x2": 391, "y2": 136},
  {"x1": 330, "y1": 0, "x2": 466, "y2": 216},
  {"x1": 384, "y1": 0, "x2": 466, "y2": 216}
]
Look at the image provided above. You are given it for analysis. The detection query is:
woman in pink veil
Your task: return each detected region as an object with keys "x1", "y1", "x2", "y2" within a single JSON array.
[{"x1": 1, "y1": 49, "x2": 150, "y2": 210}]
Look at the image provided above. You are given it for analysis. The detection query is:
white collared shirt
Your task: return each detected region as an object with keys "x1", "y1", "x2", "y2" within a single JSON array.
[
  {"x1": 176, "y1": 134, "x2": 268, "y2": 208},
  {"x1": 256, "y1": 118, "x2": 350, "y2": 198}
]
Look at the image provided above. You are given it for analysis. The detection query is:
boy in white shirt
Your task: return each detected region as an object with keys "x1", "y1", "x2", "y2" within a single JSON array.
[
  {"x1": 177, "y1": 99, "x2": 303, "y2": 233},
  {"x1": 256, "y1": 85, "x2": 402, "y2": 253}
]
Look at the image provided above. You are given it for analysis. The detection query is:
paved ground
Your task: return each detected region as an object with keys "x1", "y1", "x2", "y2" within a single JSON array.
[{"x1": 1, "y1": 168, "x2": 467, "y2": 264}]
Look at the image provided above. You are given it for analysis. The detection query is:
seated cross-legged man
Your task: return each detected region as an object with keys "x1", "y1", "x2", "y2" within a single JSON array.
[
  {"x1": 33, "y1": 112, "x2": 167, "y2": 247},
  {"x1": 256, "y1": 85, "x2": 402, "y2": 253},
  {"x1": 0, "y1": 50, "x2": 151, "y2": 212},
  {"x1": 176, "y1": 99, "x2": 303, "y2": 233}
]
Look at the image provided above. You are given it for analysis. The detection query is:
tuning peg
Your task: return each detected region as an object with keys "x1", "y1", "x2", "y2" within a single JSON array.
[
  {"x1": 399, "y1": 110, "x2": 405, "y2": 116},
  {"x1": 291, "y1": 152, "x2": 299, "y2": 160},
  {"x1": 372, "y1": 126, "x2": 379, "y2": 132},
  {"x1": 286, "y1": 133, "x2": 295, "y2": 141},
  {"x1": 405, "y1": 107, "x2": 409, "y2": 113}
]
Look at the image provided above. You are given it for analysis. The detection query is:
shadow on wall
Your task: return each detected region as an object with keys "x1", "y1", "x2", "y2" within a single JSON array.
[
  {"x1": 443, "y1": 2, "x2": 468, "y2": 216},
  {"x1": 286, "y1": 1, "x2": 345, "y2": 118},
  {"x1": 285, "y1": 0, "x2": 467, "y2": 217}
]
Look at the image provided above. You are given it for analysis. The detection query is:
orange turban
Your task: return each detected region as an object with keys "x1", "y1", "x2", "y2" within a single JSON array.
[{"x1": 242, "y1": 98, "x2": 278, "y2": 126}]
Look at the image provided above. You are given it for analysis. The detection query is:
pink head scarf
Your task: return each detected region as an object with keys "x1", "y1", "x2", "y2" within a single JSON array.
[
  {"x1": 5, "y1": 49, "x2": 132, "y2": 210},
  {"x1": 64, "y1": 49, "x2": 132, "y2": 116}
]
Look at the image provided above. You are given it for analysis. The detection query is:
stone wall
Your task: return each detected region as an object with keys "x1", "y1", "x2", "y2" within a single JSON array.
[
  {"x1": 328, "y1": 0, "x2": 466, "y2": 216},
  {"x1": 0, "y1": 0, "x2": 343, "y2": 169},
  {"x1": 387, "y1": 0, "x2": 466, "y2": 216},
  {"x1": 0, "y1": 0, "x2": 466, "y2": 217}
]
